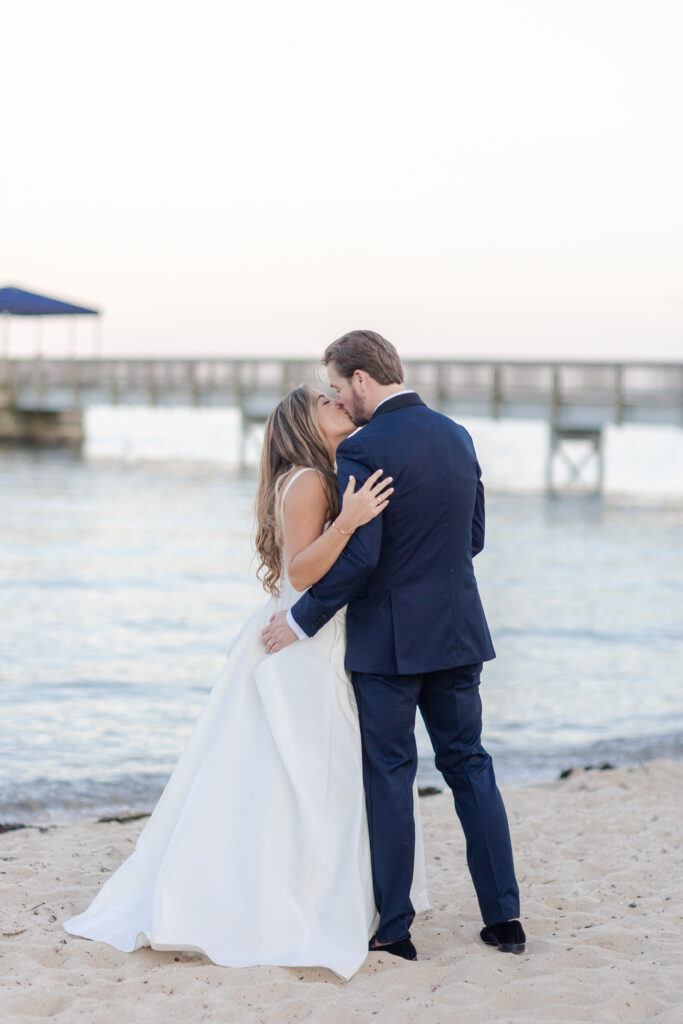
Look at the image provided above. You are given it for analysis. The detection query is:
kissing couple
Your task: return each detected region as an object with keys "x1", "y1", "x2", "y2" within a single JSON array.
[{"x1": 65, "y1": 330, "x2": 525, "y2": 979}]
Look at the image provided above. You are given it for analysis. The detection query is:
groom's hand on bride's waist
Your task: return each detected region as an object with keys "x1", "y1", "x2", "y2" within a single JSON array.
[{"x1": 261, "y1": 611, "x2": 298, "y2": 655}]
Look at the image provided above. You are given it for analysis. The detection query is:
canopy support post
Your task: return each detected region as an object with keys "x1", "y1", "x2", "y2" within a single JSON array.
[{"x1": 1, "y1": 311, "x2": 9, "y2": 361}]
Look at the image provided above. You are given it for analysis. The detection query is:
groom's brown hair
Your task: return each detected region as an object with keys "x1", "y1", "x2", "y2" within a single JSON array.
[{"x1": 323, "y1": 330, "x2": 404, "y2": 386}]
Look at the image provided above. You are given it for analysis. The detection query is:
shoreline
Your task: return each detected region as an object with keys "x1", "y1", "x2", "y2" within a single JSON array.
[
  {"x1": 3, "y1": 743, "x2": 682, "y2": 832},
  {"x1": 3, "y1": 737, "x2": 683, "y2": 831},
  {"x1": 2, "y1": 759, "x2": 681, "y2": 1023},
  {"x1": 0, "y1": 766, "x2": 622, "y2": 834}
]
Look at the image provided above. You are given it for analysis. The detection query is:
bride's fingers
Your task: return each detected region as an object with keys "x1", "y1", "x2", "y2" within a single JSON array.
[
  {"x1": 371, "y1": 484, "x2": 394, "y2": 501},
  {"x1": 367, "y1": 475, "x2": 393, "y2": 495},
  {"x1": 361, "y1": 469, "x2": 385, "y2": 490},
  {"x1": 354, "y1": 469, "x2": 383, "y2": 495}
]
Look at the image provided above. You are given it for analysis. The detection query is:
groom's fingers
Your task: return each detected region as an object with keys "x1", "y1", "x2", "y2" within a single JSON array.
[
  {"x1": 262, "y1": 612, "x2": 288, "y2": 645},
  {"x1": 261, "y1": 614, "x2": 277, "y2": 636},
  {"x1": 261, "y1": 621, "x2": 297, "y2": 654}
]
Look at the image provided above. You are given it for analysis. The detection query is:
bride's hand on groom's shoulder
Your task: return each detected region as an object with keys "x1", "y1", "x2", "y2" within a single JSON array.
[
  {"x1": 261, "y1": 611, "x2": 297, "y2": 655},
  {"x1": 338, "y1": 469, "x2": 393, "y2": 533}
]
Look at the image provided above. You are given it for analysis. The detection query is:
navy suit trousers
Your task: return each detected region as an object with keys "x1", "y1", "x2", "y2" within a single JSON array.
[{"x1": 353, "y1": 663, "x2": 520, "y2": 942}]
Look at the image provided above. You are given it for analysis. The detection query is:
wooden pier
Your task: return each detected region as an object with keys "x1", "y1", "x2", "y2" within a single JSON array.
[{"x1": 1, "y1": 356, "x2": 681, "y2": 492}]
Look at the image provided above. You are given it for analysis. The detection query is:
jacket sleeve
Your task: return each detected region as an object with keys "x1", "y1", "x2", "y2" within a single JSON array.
[
  {"x1": 289, "y1": 442, "x2": 382, "y2": 638},
  {"x1": 472, "y1": 460, "x2": 485, "y2": 557}
]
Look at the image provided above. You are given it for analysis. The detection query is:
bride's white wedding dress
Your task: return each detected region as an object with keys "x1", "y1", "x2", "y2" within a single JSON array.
[{"x1": 64, "y1": 468, "x2": 429, "y2": 980}]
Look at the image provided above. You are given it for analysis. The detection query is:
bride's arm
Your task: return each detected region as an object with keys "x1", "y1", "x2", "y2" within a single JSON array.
[{"x1": 283, "y1": 469, "x2": 392, "y2": 592}]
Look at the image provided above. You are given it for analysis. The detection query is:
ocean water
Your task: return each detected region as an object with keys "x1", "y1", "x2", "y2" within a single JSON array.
[{"x1": 1, "y1": 405, "x2": 682, "y2": 824}]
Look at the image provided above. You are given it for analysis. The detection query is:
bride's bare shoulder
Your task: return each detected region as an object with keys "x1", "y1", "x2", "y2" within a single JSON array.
[{"x1": 281, "y1": 467, "x2": 328, "y2": 516}]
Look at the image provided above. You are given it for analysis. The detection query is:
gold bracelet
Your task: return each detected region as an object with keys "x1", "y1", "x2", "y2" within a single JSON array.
[{"x1": 332, "y1": 519, "x2": 353, "y2": 536}]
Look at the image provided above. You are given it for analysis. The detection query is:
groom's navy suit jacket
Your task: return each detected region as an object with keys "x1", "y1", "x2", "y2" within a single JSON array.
[{"x1": 291, "y1": 392, "x2": 495, "y2": 674}]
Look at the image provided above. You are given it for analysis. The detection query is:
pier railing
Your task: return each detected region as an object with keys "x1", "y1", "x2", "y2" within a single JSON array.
[
  {"x1": 1, "y1": 356, "x2": 681, "y2": 491},
  {"x1": 1, "y1": 356, "x2": 681, "y2": 425}
]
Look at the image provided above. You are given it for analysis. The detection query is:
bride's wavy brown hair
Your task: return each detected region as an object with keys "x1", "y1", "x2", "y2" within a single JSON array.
[{"x1": 255, "y1": 385, "x2": 339, "y2": 596}]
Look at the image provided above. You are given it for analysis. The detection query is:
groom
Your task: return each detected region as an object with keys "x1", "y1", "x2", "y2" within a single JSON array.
[{"x1": 262, "y1": 330, "x2": 525, "y2": 959}]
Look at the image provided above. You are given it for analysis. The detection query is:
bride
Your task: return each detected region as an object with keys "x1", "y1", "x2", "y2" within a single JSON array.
[{"x1": 64, "y1": 384, "x2": 428, "y2": 980}]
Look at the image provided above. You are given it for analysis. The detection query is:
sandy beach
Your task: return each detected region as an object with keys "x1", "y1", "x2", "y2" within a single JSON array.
[{"x1": 2, "y1": 759, "x2": 681, "y2": 1024}]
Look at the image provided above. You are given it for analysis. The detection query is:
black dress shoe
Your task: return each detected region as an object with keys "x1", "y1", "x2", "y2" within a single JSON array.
[
  {"x1": 480, "y1": 920, "x2": 526, "y2": 953},
  {"x1": 368, "y1": 936, "x2": 417, "y2": 961}
]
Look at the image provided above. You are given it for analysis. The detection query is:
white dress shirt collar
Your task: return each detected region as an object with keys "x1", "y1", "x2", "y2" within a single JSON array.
[{"x1": 371, "y1": 389, "x2": 415, "y2": 415}]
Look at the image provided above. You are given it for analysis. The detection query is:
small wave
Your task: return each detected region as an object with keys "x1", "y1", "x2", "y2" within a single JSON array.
[{"x1": 0, "y1": 773, "x2": 170, "y2": 827}]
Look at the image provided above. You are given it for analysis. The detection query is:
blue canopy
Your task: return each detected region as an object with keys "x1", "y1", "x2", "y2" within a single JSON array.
[{"x1": 0, "y1": 285, "x2": 99, "y2": 316}]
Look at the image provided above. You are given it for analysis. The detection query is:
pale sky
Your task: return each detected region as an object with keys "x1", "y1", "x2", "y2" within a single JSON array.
[{"x1": 1, "y1": 0, "x2": 682, "y2": 361}]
